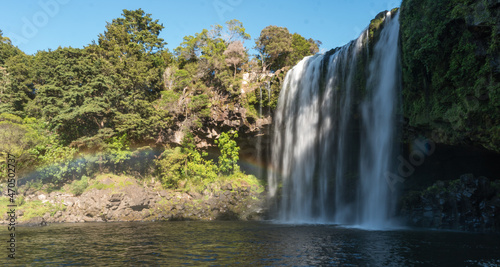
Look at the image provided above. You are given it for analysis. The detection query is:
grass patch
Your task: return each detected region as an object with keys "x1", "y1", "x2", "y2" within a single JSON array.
[
  {"x1": 0, "y1": 197, "x2": 11, "y2": 218},
  {"x1": 87, "y1": 173, "x2": 137, "y2": 191},
  {"x1": 220, "y1": 172, "x2": 265, "y2": 193},
  {"x1": 19, "y1": 200, "x2": 66, "y2": 220}
]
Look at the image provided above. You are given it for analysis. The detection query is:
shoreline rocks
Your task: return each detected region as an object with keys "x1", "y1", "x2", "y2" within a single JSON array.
[
  {"x1": 2, "y1": 176, "x2": 267, "y2": 226},
  {"x1": 399, "y1": 174, "x2": 500, "y2": 232}
]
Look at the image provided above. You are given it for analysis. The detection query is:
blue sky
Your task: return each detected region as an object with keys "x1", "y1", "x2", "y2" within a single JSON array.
[{"x1": 0, "y1": 0, "x2": 401, "y2": 56}]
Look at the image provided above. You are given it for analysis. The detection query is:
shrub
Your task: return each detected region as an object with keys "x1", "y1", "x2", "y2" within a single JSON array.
[
  {"x1": 215, "y1": 131, "x2": 240, "y2": 175},
  {"x1": 70, "y1": 175, "x2": 89, "y2": 196}
]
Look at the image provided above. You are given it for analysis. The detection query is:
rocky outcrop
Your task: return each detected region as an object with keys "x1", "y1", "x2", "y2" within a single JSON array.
[
  {"x1": 397, "y1": 0, "x2": 500, "y2": 232},
  {"x1": 5, "y1": 176, "x2": 267, "y2": 225},
  {"x1": 400, "y1": 174, "x2": 500, "y2": 231},
  {"x1": 161, "y1": 70, "x2": 281, "y2": 173}
]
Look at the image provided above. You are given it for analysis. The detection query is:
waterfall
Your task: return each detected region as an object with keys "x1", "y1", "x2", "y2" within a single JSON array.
[{"x1": 268, "y1": 11, "x2": 401, "y2": 228}]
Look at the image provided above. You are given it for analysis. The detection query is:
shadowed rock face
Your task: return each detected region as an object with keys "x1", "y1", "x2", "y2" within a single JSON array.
[
  {"x1": 400, "y1": 0, "x2": 500, "y2": 153},
  {"x1": 400, "y1": 174, "x2": 500, "y2": 232},
  {"x1": 395, "y1": 0, "x2": 500, "y2": 231}
]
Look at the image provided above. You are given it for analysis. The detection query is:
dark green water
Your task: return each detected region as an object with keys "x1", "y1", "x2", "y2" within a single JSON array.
[{"x1": 1, "y1": 221, "x2": 499, "y2": 266}]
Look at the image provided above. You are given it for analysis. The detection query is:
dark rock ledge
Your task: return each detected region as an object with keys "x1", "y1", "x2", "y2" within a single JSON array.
[{"x1": 399, "y1": 174, "x2": 500, "y2": 232}]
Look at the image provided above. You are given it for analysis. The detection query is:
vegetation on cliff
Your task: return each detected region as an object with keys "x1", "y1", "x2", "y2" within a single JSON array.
[
  {"x1": 0, "y1": 9, "x2": 319, "y2": 199},
  {"x1": 400, "y1": 0, "x2": 500, "y2": 152}
]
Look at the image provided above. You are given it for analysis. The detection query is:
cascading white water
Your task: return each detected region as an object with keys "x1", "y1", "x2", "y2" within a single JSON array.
[
  {"x1": 268, "y1": 11, "x2": 401, "y2": 227},
  {"x1": 359, "y1": 11, "x2": 400, "y2": 228}
]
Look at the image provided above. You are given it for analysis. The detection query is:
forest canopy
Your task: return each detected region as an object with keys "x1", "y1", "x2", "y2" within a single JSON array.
[{"x1": 0, "y1": 9, "x2": 320, "y2": 188}]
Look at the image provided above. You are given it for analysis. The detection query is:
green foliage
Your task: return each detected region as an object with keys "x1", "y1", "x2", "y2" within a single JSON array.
[
  {"x1": 223, "y1": 19, "x2": 251, "y2": 43},
  {"x1": 19, "y1": 200, "x2": 66, "y2": 220},
  {"x1": 158, "y1": 90, "x2": 181, "y2": 109},
  {"x1": 70, "y1": 175, "x2": 89, "y2": 196},
  {"x1": 0, "y1": 31, "x2": 26, "y2": 116},
  {"x1": 15, "y1": 195, "x2": 25, "y2": 206},
  {"x1": 0, "y1": 31, "x2": 27, "y2": 114},
  {"x1": 289, "y1": 33, "x2": 320, "y2": 66},
  {"x1": 97, "y1": 8, "x2": 166, "y2": 54},
  {"x1": 368, "y1": 12, "x2": 386, "y2": 40},
  {"x1": 189, "y1": 94, "x2": 211, "y2": 118},
  {"x1": 254, "y1": 25, "x2": 320, "y2": 73},
  {"x1": 20, "y1": 117, "x2": 82, "y2": 186},
  {"x1": 400, "y1": 0, "x2": 500, "y2": 151},
  {"x1": 155, "y1": 134, "x2": 218, "y2": 189},
  {"x1": 215, "y1": 131, "x2": 240, "y2": 175},
  {"x1": 0, "y1": 30, "x2": 21, "y2": 65},
  {"x1": 105, "y1": 133, "x2": 132, "y2": 165},
  {"x1": 0, "y1": 114, "x2": 51, "y2": 179},
  {"x1": 0, "y1": 52, "x2": 34, "y2": 116},
  {"x1": 174, "y1": 20, "x2": 251, "y2": 96},
  {"x1": 242, "y1": 72, "x2": 283, "y2": 119},
  {"x1": 155, "y1": 146, "x2": 188, "y2": 188},
  {"x1": 0, "y1": 13, "x2": 310, "y2": 195},
  {"x1": 0, "y1": 114, "x2": 38, "y2": 155},
  {"x1": 173, "y1": 69, "x2": 193, "y2": 90},
  {"x1": 255, "y1": 26, "x2": 293, "y2": 72},
  {"x1": 16, "y1": 9, "x2": 169, "y2": 147},
  {"x1": 85, "y1": 173, "x2": 134, "y2": 191},
  {"x1": 0, "y1": 192, "x2": 66, "y2": 220},
  {"x1": 155, "y1": 130, "x2": 244, "y2": 189}
]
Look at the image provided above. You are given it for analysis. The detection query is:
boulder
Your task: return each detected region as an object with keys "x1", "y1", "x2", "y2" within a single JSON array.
[{"x1": 400, "y1": 174, "x2": 500, "y2": 231}]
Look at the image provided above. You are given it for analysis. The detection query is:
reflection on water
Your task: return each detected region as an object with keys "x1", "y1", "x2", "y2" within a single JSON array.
[{"x1": 1, "y1": 221, "x2": 499, "y2": 266}]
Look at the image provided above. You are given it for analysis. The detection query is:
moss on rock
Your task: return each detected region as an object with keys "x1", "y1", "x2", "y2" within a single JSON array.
[{"x1": 400, "y1": 0, "x2": 500, "y2": 152}]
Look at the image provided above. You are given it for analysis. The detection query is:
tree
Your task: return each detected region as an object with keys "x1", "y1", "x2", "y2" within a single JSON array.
[
  {"x1": 0, "y1": 53, "x2": 34, "y2": 117},
  {"x1": 30, "y1": 47, "x2": 112, "y2": 144},
  {"x1": 174, "y1": 20, "x2": 251, "y2": 96},
  {"x1": 0, "y1": 114, "x2": 66, "y2": 180},
  {"x1": 255, "y1": 26, "x2": 321, "y2": 72},
  {"x1": 0, "y1": 114, "x2": 38, "y2": 164},
  {"x1": 255, "y1": 26, "x2": 293, "y2": 72},
  {"x1": 155, "y1": 134, "x2": 218, "y2": 188},
  {"x1": 288, "y1": 33, "x2": 320, "y2": 66},
  {"x1": 98, "y1": 9, "x2": 166, "y2": 54},
  {"x1": 224, "y1": 40, "x2": 246, "y2": 78},
  {"x1": 91, "y1": 9, "x2": 168, "y2": 144},
  {"x1": 0, "y1": 30, "x2": 21, "y2": 66},
  {"x1": 24, "y1": 9, "x2": 169, "y2": 147},
  {"x1": 223, "y1": 19, "x2": 251, "y2": 43}
]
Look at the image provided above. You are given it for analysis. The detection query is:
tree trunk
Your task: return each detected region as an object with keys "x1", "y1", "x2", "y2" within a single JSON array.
[{"x1": 260, "y1": 52, "x2": 266, "y2": 73}]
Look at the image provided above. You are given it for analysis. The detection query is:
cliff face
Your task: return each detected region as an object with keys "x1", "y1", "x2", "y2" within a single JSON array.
[
  {"x1": 163, "y1": 69, "x2": 283, "y2": 168},
  {"x1": 400, "y1": 0, "x2": 500, "y2": 153},
  {"x1": 396, "y1": 0, "x2": 500, "y2": 231}
]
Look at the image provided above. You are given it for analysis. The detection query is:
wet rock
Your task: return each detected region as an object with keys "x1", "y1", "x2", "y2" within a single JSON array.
[
  {"x1": 21, "y1": 217, "x2": 48, "y2": 227},
  {"x1": 460, "y1": 173, "x2": 475, "y2": 186},
  {"x1": 400, "y1": 174, "x2": 500, "y2": 232}
]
